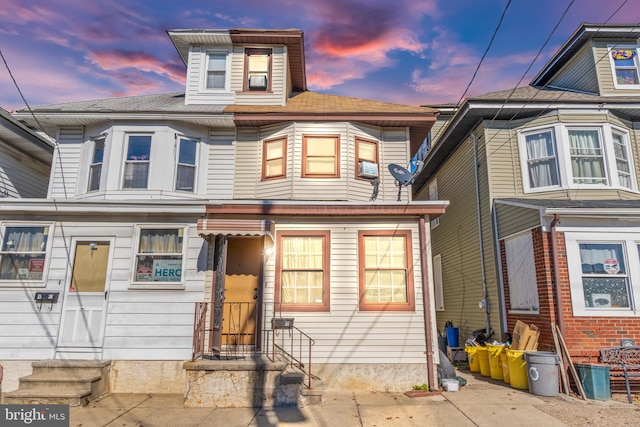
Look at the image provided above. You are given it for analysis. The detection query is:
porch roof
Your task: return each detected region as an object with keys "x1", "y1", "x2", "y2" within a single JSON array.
[{"x1": 197, "y1": 218, "x2": 275, "y2": 240}]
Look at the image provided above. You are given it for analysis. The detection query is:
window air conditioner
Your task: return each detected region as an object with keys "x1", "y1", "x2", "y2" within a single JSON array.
[
  {"x1": 358, "y1": 161, "x2": 379, "y2": 178},
  {"x1": 248, "y1": 75, "x2": 268, "y2": 89}
]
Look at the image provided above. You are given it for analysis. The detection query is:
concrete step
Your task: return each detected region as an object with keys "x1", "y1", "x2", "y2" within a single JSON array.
[
  {"x1": 16, "y1": 373, "x2": 101, "y2": 392},
  {"x1": 3, "y1": 386, "x2": 92, "y2": 407},
  {"x1": 31, "y1": 360, "x2": 110, "y2": 377}
]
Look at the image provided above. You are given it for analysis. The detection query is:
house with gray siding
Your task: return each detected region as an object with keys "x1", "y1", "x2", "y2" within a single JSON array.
[
  {"x1": 0, "y1": 28, "x2": 447, "y2": 401},
  {"x1": 413, "y1": 23, "x2": 640, "y2": 368}
]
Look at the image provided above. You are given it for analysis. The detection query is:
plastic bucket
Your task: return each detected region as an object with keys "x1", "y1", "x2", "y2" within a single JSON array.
[
  {"x1": 500, "y1": 351, "x2": 510, "y2": 384},
  {"x1": 446, "y1": 327, "x2": 459, "y2": 348},
  {"x1": 575, "y1": 364, "x2": 611, "y2": 400},
  {"x1": 465, "y1": 346, "x2": 480, "y2": 372},
  {"x1": 477, "y1": 346, "x2": 490, "y2": 377},
  {"x1": 488, "y1": 344, "x2": 505, "y2": 380},
  {"x1": 524, "y1": 351, "x2": 560, "y2": 397},
  {"x1": 507, "y1": 349, "x2": 528, "y2": 389}
]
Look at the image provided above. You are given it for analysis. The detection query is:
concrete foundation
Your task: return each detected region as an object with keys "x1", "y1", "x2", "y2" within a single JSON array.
[
  {"x1": 109, "y1": 360, "x2": 185, "y2": 394},
  {"x1": 312, "y1": 363, "x2": 430, "y2": 392},
  {"x1": 0, "y1": 361, "x2": 34, "y2": 393}
]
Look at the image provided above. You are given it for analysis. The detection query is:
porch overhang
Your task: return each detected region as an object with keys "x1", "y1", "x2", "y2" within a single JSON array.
[{"x1": 197, "y1": 218, "x2": 275, "y2": 241}]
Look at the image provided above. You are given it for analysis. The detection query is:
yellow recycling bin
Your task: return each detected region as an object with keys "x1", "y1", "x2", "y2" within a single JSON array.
[
  {"x1": 488, "y1": 344, "x2": 505, "y2": 381},
  {"x1": 501, "y1": 351, "x2": 510, "y2": 383},
  {"x1": 477, "y1": 346, "x2": 491, "y2": 377},
  {"x1": 465, "y1": 346, "x2": 480, "y2": 372},
  {"x1": 507, "y1": 349, "x2": 528, "y2": 389}
]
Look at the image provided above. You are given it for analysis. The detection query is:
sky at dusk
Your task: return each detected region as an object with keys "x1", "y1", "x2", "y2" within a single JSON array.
[{"x1": 1, "y1": 0, "x2": 639, "y2": 112}]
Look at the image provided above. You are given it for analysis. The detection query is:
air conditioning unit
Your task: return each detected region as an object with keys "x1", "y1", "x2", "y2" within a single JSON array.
[
  {"x1": 248, "y1": 75, "x2": 267, "y2": 89},
  {"x1": 358, "y1": 161, "x2": 379, "y2": 178}
]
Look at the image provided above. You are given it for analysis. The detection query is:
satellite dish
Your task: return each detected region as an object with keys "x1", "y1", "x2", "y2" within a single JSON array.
[
  {"x1": 388, "y1": 164, "x2": 414, "y2": 186},
  {"x1": 388, "y1": 163, "x2": 415, "y2": 201}
]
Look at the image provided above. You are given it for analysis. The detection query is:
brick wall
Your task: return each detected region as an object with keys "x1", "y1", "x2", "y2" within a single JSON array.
[{"x1": 501, "y1": 228, "x2": 640, "y2": 364}]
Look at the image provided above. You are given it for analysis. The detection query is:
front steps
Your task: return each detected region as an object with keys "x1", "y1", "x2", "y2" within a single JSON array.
[{"x1": 3, "y1": 360, "x2": 111, "y2": 406}]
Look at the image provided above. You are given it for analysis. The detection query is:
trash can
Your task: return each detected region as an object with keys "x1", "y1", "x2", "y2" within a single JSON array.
[
  {"x1": 500, "y1": 351, "x2": 510, "y2": 384},
  {"x1": 524, "y1": 351, "x2": 560, "y2": 397},
  {"x1": 507, "y1": 349, "x2": 528, "y2": 389},
  {"x1": 488, "y1": 344, "x2": 505, "y2": 380},
  {"x1": 575, "y1": 363, "x2": 611, "y2": 400},
  {"x1": 465, "y1": 346, "x2": 480, "y2": 372},
  {"x1": 446, "y1": 327, "x2": 459, "y2": 348},
  {"x1": 477, "y1": 346, "x2": 491, "y2": 377}
]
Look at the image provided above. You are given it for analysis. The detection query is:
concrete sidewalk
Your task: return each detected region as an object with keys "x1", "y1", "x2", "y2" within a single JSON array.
[{"x1": 68, "y1": 371, "x2": 640, "y2": 427}]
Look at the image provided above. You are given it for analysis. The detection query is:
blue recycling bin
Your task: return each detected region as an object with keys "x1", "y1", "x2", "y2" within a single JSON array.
[{"x1": 446, "y1": 327, "x2": 459, "y2": 348}]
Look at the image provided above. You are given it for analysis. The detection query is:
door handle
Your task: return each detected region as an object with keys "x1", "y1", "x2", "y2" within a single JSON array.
[{"x1": 104, "y1": 291, "x2": 108, "y2": 300}]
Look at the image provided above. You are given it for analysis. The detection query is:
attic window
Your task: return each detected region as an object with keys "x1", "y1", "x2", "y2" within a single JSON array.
[
  {"x1": 609, "y1": 47, "x2": 640, "y2": 87},
  {"x1": 245, "y1": 48, "x2": 271, "y2": 91}
]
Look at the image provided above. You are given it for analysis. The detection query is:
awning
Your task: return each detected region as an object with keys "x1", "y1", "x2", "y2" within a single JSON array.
[{"x1": 197, "y1": 218, "x2": 275, "y2": 240}]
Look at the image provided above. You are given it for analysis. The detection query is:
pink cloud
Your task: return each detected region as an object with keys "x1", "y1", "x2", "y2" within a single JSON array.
[{"x1": 85, "y1": 50, "x2": 185, "y2": 86}]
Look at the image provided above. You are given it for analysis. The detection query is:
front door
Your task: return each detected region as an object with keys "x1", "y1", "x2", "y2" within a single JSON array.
[
  {"x1": 58, "y1": 241, "x2": 111, "y2": 352},
  {"x1": 221, "y1": 237, "x2": 262, "y2": 346}
]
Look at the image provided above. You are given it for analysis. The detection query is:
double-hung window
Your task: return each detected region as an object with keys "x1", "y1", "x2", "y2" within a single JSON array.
[
  {"x1": 275, "y1": 231, "x2": 330, "y2": 311},
  {"x1": 428, "y1": 179, "x2": 440, "y2": 228},
  {"x1": 205, "y1": 52, "x2": 228, "y2": 90},
  {"x1": 356, "y1": 137, "x2": 378, "y2": 179},
  {"x1": 123, "y1": 135, "x2": 151, "y2": 189},
  {"x1": 609, "y1": 47, "x2": 640, "y2": 88},
  {"x1": 134, "y1": 228, "x2": 184, "y2": 284},
  {"x1": 302, "y1": 135, "x2": 340, "y2": 178},
  {"x1": 358, "y1": 230, "x2": 415, "y2": 311},
  {"x1": 262, "y1": 137, "x2": 287, "y2": 180},
  {"x1": 612, "y1": 131, "x2": 632, "y2": 189},
  {"x1": 568, "y1": 128, "x2": 606, "y2": 185},
  {"x1": 0, "y1": 225, "x2": 49, "y2": 281},
  {"x1": 88, "y1": 137, "x2": 105, "y2": 192},
  {"x1": 524, "y1": 130, "x2": 559, "y2": 189},
  {"x1": 245, "y1": 48, "x2": 271, "y2": 91},
  {"x1": 175, "y1": 137, "x2": 197, "y2": 192}
]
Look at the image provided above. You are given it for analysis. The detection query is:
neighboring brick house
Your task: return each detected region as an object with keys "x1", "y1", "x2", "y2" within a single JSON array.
[
  {"x1": 413, "y1": 23, "x2": 640, "y2": 363},
  {"x1": 1, "y1": 28, "x2": 447, "y2": 395}
]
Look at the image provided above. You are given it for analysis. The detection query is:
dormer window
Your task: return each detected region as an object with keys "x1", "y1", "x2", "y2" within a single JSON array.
[
  {"x1": 245, "y1": 48, "x2": 271, "y2": 91},
  {"x1": 609, "y1": 46, "x2": 640, "y2": 88},
  {"x1": 205, "y1": 51, "x2": 229, "y2": 90}
]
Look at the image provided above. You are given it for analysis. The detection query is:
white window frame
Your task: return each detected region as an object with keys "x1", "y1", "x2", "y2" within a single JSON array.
[
  {"x1": 88, "y1": 136, "x2": 105, "y2": 192},
  {"x1": 0, "y1": 222, "x2": 53, "y2": 286},
  {"x1": 175, "y1": 136, "x2": 198, "y2": 193},
  {"x1": 122, "y1": 134, "x2": 152, "y2": 190},
  {"x1": 202, "y1": 50, "x2": 231, "y2": 92},
  {"x1": 130, "y1": 225, "x2": 188, "y2": 289},
  {"x1": 519, "y1": 124, "x2": 637, "y2": 193},
  {"x1": 608, "y1": 45, "x2": 640, "y2": 90},
  {"x1": 433, "y1": 254, "x2": 444, "y2": 311},
  {"x1": 565, "y1": 231, "x2": 640, "y2": 317},
  {"x1": 428, "y1": 179, "x2": 440, "y2": 228}
]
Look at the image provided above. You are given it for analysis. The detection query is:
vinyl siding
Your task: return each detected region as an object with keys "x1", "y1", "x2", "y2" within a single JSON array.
[
  {"x1": 234, "y1": 46, "x2": 287, "y2": 106},
  {"x1": 545, "y1": 43, "x2": 599, "y2": 94},
  {"x1": 184, "y1": 45, "x2": 236, "y2": 105},
  {"x1": 0, "y1": 143, "x2": 49, "y2": 198},
  {"x1": 49, "y1": 127, "x2": 82, "y2": 199},
  {"x1": 427, "y1": 131, "x2": 493, "y2": 334},
  {"x1": 0, "y1": 219, "x2": 205, "y2": 360},
  {"x1": 494, "y1": 203, "x2": 541, "y2": 239},
  {"x1": 207, "y1": 128, "x2": 236, "y2": 199},
  {"x1": 593, "y1": 40, "x2": 640, "y2": 96},
  {"x1": 262, "y1": 219, "x2": 428, "y2": 364}
]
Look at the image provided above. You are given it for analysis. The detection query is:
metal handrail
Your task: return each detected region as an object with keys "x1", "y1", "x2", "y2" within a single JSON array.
[{"x1": 268, "y1": 324, "x2": 318, "y2": 388}]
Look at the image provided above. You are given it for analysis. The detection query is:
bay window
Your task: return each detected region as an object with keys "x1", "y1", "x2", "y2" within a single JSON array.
[
  {"x1": 302, "y1": 135, "x2": 339, "y2": 178},
  {"x1": 175, "y1": 137, "x2": 197, "y2": 192},
  {"x1": 123, "y1": 135, "x2": 151, "y2": 189},
  {"x1": 262, "y1": 137, "x2": 287, "y2": 180},
  {"x1": 525, "y1": 130, "x2": 559, "y2": 189},
  {"x1": 0, "y1": 225, "x2": 49, "y2": 281},
  {"x1": 88, "y1": 137, "x2": 105, "y2": 192}
]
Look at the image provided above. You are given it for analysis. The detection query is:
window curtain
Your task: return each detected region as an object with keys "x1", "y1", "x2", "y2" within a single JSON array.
[
  {"x1": 579, "y1": 243, "x2": 625, "y2": 274},
  {"x1": 281, "y1": 237, "x2": 323, "y2": 303},
  {"x1": 139, "y1": 229, "x2": 181, "y2": 254},
  {"x1": 525, "y1": 132, "x2": 558, "y2": 188},
  {"x1": 569, "y1": 130, "x2": 605, "y2": 184},
  {"x1": 2, "y1": 227, "x2": 47, "y2": 252},
  {"x1": 612, "y1": 133, "x2": 632, "y2": 189}
]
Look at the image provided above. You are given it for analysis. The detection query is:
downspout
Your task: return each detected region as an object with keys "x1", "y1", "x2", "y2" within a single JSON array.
[
  {"x1": 492, "y1": 201, "x2": 508, "y2": 336},
  {"x1": 419, "y1": 215, "x2": 436, "y2": 391},
  {"x1": 551, "y1": 214, "x2": 566, "y2": 333},
  {"x1": 472, "y1": 133, "x2": 491, "y2": 335}
]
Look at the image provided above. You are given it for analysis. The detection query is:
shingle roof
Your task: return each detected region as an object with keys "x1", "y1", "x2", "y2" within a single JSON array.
[
  {"x1": 471, "y1": 85, "x2": 640, "y2": 103},
  {"x1": 19, "y1": 93, "x2": 226, "y2": 114},
  {"x1": 225, "y1": 91, "x2": 438, "y2": 115},
  {"x1": 497, "y1": 198, "x2": 640, "y2": 210}
]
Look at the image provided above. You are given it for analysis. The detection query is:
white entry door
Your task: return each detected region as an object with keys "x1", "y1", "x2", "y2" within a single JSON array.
[{"x1": 58, "y1": 241, "x2": 111, "y2": 349}]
